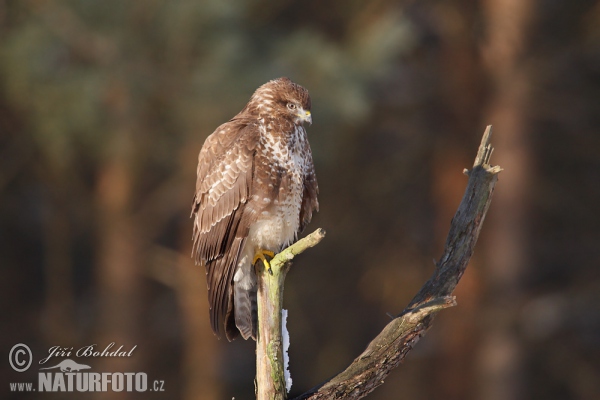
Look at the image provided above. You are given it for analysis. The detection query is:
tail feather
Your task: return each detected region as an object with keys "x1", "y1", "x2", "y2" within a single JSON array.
[
  {"x1": 205, "y1": 237, "x2": 245, "y2": 341},
  {"x1": 234, "y1": 280, "x2": 257, "y2": 340}
]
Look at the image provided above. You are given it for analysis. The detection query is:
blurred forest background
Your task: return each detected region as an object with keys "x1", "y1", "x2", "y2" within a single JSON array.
[{"x1": 2, "y1": 0, "x2": 600, "y2": 399}]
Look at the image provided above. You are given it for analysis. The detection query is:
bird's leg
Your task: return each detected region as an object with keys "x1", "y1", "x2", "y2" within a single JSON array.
[{"x1": 253, "y1": 249, "x2": 275, "y2": 275}]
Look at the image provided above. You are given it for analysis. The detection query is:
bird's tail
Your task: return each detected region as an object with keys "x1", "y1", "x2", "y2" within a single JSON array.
[{"x1": 234, "y1": 274, "x2": 257, "y2": 341}]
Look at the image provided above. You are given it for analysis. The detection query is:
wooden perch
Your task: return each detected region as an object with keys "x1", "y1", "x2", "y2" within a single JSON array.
[
  {"x1": 255, "y1": 126, "x2": 501, "y2": 400},
  {"x1": 293, "y1": 125, "x2": 502, "y2": 400},
  {"x1": 256, "y1": 228, "x2": 327, "y2": 400}
]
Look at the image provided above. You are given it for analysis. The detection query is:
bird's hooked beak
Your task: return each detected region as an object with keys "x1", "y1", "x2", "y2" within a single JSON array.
[{"x1": 298, "y1": 109, "x2": 312, "y2": 126}]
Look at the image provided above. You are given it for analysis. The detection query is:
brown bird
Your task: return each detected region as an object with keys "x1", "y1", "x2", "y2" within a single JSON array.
[{"x1": 192, "y1": 78, "x2": 319, "y2": 341}]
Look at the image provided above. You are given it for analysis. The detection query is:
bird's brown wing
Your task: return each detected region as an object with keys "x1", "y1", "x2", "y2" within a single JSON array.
[
  {"x1": 191, "y1": 119, "x2": 258, "y2": 339},
  {"x1": 299, "y1": 140, "x2": 319, "y2": 233}
]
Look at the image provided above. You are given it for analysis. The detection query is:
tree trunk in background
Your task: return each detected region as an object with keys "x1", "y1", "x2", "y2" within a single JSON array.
[
  {"x1": 429, "y1": 3, "x2": 485, "y2": 398},
  {"x1": 478, "y1": 0, "x2": 534, "y2": 399},
  {"x1": 94, "y1": 149, "x2": 142, "y2": 400},
  {"x1": 41, "y1": 174, "x2": 76, "y2": 346},
  {"x1": 178, "y1": 245, "x2": 222, "y2": 400}
]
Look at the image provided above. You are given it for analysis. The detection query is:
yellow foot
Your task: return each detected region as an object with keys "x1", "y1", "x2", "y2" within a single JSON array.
[{"x1": 253, "y1": 249, "x2": 275, "y2": 275}]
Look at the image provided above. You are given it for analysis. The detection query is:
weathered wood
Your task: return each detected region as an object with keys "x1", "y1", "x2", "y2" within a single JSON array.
[
  {"x1": 256, "y1": 229, "x2": 326, "y2": 400},
  {"x1": 293, "y1": 125, "x2": 502, "y2": 400}
]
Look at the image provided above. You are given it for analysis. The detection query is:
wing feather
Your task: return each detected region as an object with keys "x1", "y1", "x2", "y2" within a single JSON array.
[
  {"x1": 191, "y1": 120, "x2": 258, "y2": 339},
  {"x1": 299, "y1": 142, "x2": 319, "y2": 233},
  {"x1": 192, "y1": 121, "x2": 257, "y2": 262}
]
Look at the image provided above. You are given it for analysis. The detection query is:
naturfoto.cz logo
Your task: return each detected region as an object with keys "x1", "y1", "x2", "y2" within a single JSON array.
[{"x1": 8, "y1": 343, "x2": 165, "y2": 393}]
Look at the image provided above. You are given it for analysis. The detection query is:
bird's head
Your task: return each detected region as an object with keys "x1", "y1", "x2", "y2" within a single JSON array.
[{"x1": 251, "y1": 77, "x2": 312, "y2": 126}]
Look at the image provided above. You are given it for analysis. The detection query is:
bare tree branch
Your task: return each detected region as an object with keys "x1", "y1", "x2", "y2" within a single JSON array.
[
  {"x1": 256, "y1": 229, "x2": 327, "y2": 400},
  {"x1": 293, "y1": 125, "x2": 502, "y2": 400}
]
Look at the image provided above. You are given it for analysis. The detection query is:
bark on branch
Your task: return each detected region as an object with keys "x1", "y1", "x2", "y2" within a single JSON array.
[
  {"x1": 256, "y1": 228, "x2": 327, "y2": 400},
  {"x1": 292, "y1": 125, "x2": 502, "y2": 400},
  {"x1": 255, "y1": 126, "x2": 501, "y2": 400}
]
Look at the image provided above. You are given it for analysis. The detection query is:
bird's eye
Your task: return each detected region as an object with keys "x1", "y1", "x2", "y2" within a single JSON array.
[{"x1": 287, "y1": 103, "x2": 297, "y2": 110}]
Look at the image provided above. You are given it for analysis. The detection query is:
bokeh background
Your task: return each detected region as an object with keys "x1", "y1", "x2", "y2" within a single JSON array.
[{"x1": 2, "y1": 1, "x2": 600, "y2": 399}]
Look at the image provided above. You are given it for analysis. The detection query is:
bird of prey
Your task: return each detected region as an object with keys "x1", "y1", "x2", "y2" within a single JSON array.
[{"x1": 191, "y1": 78, "x2": 319, "y2": 341}]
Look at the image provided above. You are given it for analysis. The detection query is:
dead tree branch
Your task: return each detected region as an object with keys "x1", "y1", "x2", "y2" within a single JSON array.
[
  {"x1": 256, "y1": 228, "x2": 327, "y2": 400},
  {"x1": 293, "y1": 125, "x2": 502, "y2": 400}
]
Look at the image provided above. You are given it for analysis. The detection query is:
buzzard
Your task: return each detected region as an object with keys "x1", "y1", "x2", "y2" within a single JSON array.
[{"x1": 192, "y1": 78, "x2": 319, "y2": 341}]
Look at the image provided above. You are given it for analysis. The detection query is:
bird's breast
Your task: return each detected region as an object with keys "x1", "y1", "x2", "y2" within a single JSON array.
[{"x1": 249, "y1": 126, "x2": 307, "y2": 251}]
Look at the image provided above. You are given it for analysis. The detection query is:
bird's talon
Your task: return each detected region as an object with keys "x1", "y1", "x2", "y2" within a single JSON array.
[{"x1": 253, "y1": 249, "x2": 275, "y2": 274}]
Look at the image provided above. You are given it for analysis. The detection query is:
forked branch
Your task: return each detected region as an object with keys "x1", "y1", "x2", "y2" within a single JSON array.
[{"x1": 293, "y1": 125, "x2": 502, "y2": 400}]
